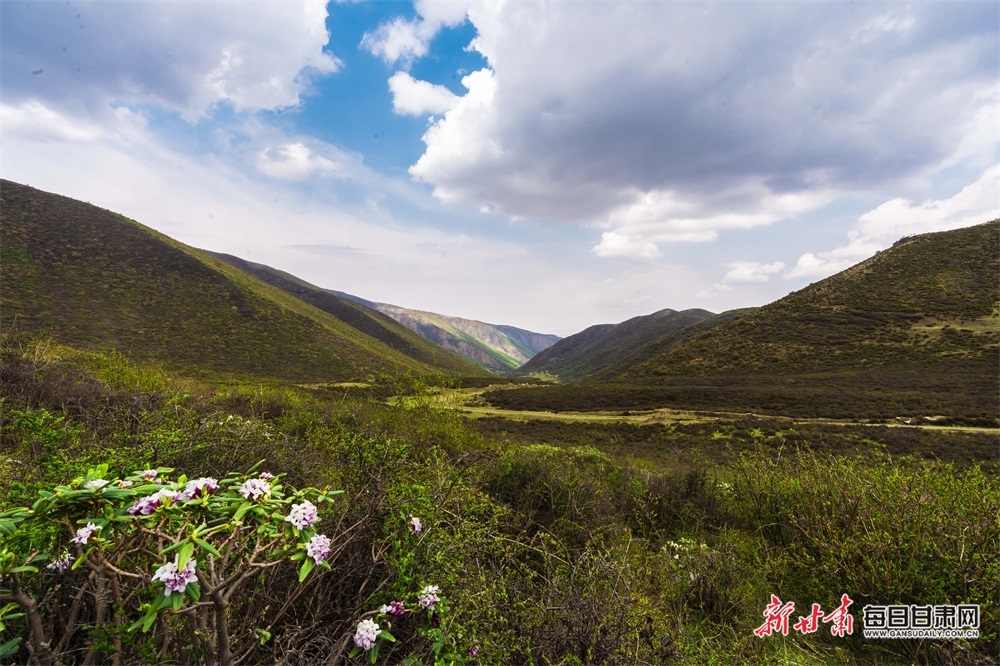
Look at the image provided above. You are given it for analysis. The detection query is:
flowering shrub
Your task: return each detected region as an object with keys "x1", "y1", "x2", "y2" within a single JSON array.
[{"x1": 0, "y1": 463, "x2": 341, "y2": 665}]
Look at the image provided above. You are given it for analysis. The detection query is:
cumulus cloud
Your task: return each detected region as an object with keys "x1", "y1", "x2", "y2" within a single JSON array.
[
  {"x1": 361, "y1": 0, "x2": 469, "y2": 67},
  {"x1": 724, "y1": 261, "x2": 786, "y2": 284},
  {"x1": 591, "y1": 231, "x2": 661, "y2": 260},
  {"x1": 255, "y1": 143, "x2": 354, "y2": 181},
  {"x1": 787, "y1": 166, "x2": 1000, "y2": 279},
  {"x1": 388, "y1": 72, "x2": 459, "y2": 116},
  {"x1": 0, "y1": 0, "x2": 339, "y2": 120},
  {"x1": 400, "y1": 2, "x2": 997, "y2": 250}
]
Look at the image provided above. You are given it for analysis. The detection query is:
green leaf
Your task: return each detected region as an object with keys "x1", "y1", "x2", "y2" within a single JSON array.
[
  {"x1": 195, "y1": 538, "x2": 220, "y2": 557},
  {"x1": 170, "y1": 592, "x2": 184, "y2": 611},
  {"x1": 370, "y1": 642, "x2": 380, "y2": 664},
  {"x1": 297, "y1": 557, "x2": 315, "y2": 582},
  {"x1": 0, "y1": 520, "x2": 17, "y2": 537},
  {"x1": 141, "y1": 610, "x2": 157, "y2": 632},
  {"x1": 0, "y1": 637, "x2": 22, "y2": 660},
  {"x1": 378, "y1": 630, "x2": 396, "y2": 643},
  {"x1": 8, "y1": 565, "x2": 38, "y2": 574},
  {"x1": 187, "y1": 583, "x2": 201, "y2": 602},
  {"x1": 233, "y1": 501, "x2": 253, "y2": 523},
  {"x1": 176, "y1": 541, "x2": 194, "y2": 571}
]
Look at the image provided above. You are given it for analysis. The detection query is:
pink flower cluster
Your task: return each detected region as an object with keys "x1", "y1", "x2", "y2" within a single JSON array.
[
  {"x1": 305, "y1": 534, "x2": 331, "y2": 563},
  {"x1": 418, "y1": 585, "x2": 440, "y2": 610},
  {"x1": 152, "y1": 558, "x2": 198, "y2": 595},
  {"x1": 71, "y1": 523, "x2": 98, "y2": 545},
  {"x1": 239, "y1": 478, "x2": 271, "y2": 501},
  {"x1": 284, "y1": 500, "x2": 318, "y2": 530},
  {"x1": 128, "y1": 488, "x2": 179, "y2": 515},
  {"x1": 379, "y1": 600, "x2": 405, "y2": 616},
  {"x1": 181, "y1": 477, "x2": 219, "y2": 499},
  {"x1": 353, "y1": 619, "x2": 380, "y2": 651}
]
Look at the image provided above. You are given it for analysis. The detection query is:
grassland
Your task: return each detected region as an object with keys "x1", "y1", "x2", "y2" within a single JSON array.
[{"x1": 1, "y1": 334, "x2": 996, "y2": 664}]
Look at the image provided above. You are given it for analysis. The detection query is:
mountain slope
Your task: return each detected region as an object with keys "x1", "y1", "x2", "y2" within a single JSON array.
[
  {"x1": 0, "y1": 180, "x2": 481, "y2": 381},
  {"x1": 516, "y1": 308, "x2": 722, "y2": 381},
  {"x1": 333, "y1": 292, "x2": 560, "y2": 374},
  {"x1": 483, "y1": 221, "x2": 999, "y2": 420},
  {"x1": 206, "y1": 253, "x2": 488, "y2": 377},
  {"x1": 627, "y1": 221, "x2": 1000, "y2": 378}
]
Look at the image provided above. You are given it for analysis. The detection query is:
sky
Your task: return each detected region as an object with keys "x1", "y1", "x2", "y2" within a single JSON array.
[{"x1": 1, "y1": 1, "x2": 997, "y2": 337}]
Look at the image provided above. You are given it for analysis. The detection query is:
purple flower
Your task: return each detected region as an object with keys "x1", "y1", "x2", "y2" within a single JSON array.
[
  {"x1": 305, "y1": 534, "x2": 331, "y2": 563},
  {"x1": 71, "y1": 523, "x2": 98, "y2": 545},
  {"x1": 128, "y1": 488, "x2": 179, "y2": 515},
  {"x1": 140, "y1": 469, "x2": 158, "y2": 481},
  {"x1": 152, "y1": 558, "x2": 198, "y2": 595},
  {"x1": 418, "y1": 585, "x2": 440, "y2": 610},
  {"x1": 180, "y1": 477, "x2": 219, "y2": 500},
  {"x1": 284, "y1": 500, "x2": 319, "y2": 530},
  {"x1": 379, "y1": 600, "x2": 405, "y2": 617},
  {"x1": 259, "y1": 472, "x2": 275, "y2": 481},
  {"x1": 353, "y1": 618, "x2": 379, "y2": 651},
  {"x1": 47, "y1": 552, "x2": 72, "y2": 573},
  {"x1": 468, "y1": 646, "x2": 480, "y2": 658},
  {"x1": 239, "y1": 478, "x2": 271, "y2": 501},
  {"x1": 409, "y1": 515, "x2": 422, "y2": 533},
  {"x1": 118, "y1": 480, "x2": 134, "y2": 488}
]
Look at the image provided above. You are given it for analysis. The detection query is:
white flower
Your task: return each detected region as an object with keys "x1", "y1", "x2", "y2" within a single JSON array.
[
  {"x1": 305, "y1": 534, "x2": 331, "y2": 563},
  {"x1": 140, "y1": 469, "x2": 158, "y2": 481},
  {"x1": 84, "y1": 479, "x2": 108, "y2": 489},
  {"x1": 353, "y1": 618, "x2": 380, "y2": 651},
  {"x1": 47, "y1": 552, "x2": 73, "y2": 573},
  {"x1": 259, "y1": 472, "x2": 275, "y2": 481},
  {"x1": 128, "y1": 488, "x2": 179, "y2": 515},
  {"x1": 284, "y1": 500, "x2": 318, "y2": 530},
  {"x1": 418, "y1": 584, "x2": 441, "y2": 610},
  {"x1": 71, "y1": 523, "x2": 98, "y2": 545},
  {"x1": 239, "y1": 478, "x2": 271, "y2": 500},
  {"x1": 409, "y1": 515, "x2": 422, "y2": 533},
  {"x1": 152, "y1": 558, "x2": 198, "y2": 595}
]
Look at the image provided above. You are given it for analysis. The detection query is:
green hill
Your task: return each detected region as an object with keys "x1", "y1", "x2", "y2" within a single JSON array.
[
  {"x1": 0, "y1": 180, "x2": 484, "y2": 381},
  {"x1": 484, "y1": 221, "x2": 999, "y2": 420},
  {"x1": 515, "y1": 308, "x2": 727, "y2": 381},
  {"x1": 627, "y1": 221, "x2": 1000, "y2": 378},
  {"x1": 206, "y1": 253, "x2": 488, "y2": 377}
]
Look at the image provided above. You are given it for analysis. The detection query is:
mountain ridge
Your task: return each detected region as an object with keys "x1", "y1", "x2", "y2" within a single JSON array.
[{"x1": 332, "y1": 291, "x2": 560, "y2": 374}]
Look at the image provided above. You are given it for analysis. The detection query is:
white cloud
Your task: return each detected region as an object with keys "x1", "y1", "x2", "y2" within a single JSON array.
[
  {"x1": 0, "y1": 101, "x2": 105, "y2": 143},
  {"x1": 397, "y1": 2, "x2": 997, "y2": 251},
  {"x1": 788, "y1": 166, "x2": 1000, "y2": 279},
  {"x1": 591, "y1": 231, "x2": 661, "y2": 260},
  {"x1": 361, "y1": 0, "x2": 469, "y2": 67},
  {"x1": 724, "y1": 261, "x2": 786, "y2": 284},
  {"x1": 388, "y1": 72, "x2": 459, "y2": 116},
  {"x1": 255, "y1": 143, "x2": 353, "y2": 181},
  {"x1": 1, "y1": 1, "x2": 339, "y2": 120}
]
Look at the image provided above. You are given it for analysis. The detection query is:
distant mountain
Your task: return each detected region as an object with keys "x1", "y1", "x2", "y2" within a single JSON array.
[
  {"x1": 332, "y1": 292, "x2": 560, "y2": 374},
  {"x1": 516, "y1": 308, "x2": 733, "y2": 382},
  {"x1": 206, "y1": 253, "x2": 488, "y2": 377},
  {"x1": 625, "y1": 221, "x2": 1000, "y2": 378},
  {"x1": 0, "y1": 180, "x2": 487, "y2": 381}
]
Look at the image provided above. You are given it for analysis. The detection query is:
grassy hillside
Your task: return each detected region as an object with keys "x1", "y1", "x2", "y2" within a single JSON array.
[
  {"x1": 0, "y1": 180, "x2": 476, "y2": 381},
  {"x1": 207, "y1": 253, "x2": 488, "y2": 377},
  {"x1": 333, "y1": 292, "x2": 560, "y2": 374},
  {"x1": 485, "y1": 221, "x2": 999, "y2": 421},
  {"x1": 629, "y1": 221, "x2": 1000, "y2": 377},
  {"x1": 516, "y1": 308, "x2": 727, "y2": 381}
]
